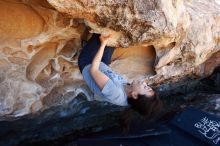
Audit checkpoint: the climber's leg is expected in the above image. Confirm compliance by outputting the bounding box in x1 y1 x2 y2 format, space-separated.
78 33 101 73
78 33 115 73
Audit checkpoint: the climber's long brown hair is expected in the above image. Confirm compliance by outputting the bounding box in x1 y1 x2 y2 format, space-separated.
120 94 163 134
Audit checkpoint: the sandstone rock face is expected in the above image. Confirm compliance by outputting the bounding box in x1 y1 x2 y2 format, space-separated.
0 0 220 118
0 0 86 117
48 0 220 85
0 0 156 117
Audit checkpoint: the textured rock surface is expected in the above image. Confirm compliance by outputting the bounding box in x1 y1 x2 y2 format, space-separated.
0 0 220 131
0 66 219 146
48 0 220 85
0 0 85 117
0 0 157 117
0 0 220 144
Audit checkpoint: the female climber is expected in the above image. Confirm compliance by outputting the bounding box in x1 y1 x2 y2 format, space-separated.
78 33 162 118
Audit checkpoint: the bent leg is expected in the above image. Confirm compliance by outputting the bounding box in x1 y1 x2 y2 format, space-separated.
78 34 101 73
78 33 115 73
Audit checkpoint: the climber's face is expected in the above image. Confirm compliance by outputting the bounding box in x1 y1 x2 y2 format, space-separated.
130 80 155 99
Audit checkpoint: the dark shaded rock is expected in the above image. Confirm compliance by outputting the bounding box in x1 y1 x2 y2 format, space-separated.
0 66 219 146
0 94 128 146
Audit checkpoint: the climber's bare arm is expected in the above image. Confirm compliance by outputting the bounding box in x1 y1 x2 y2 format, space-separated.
90 34 112 90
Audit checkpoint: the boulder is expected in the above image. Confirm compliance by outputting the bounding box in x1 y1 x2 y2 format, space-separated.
0 1 220 143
